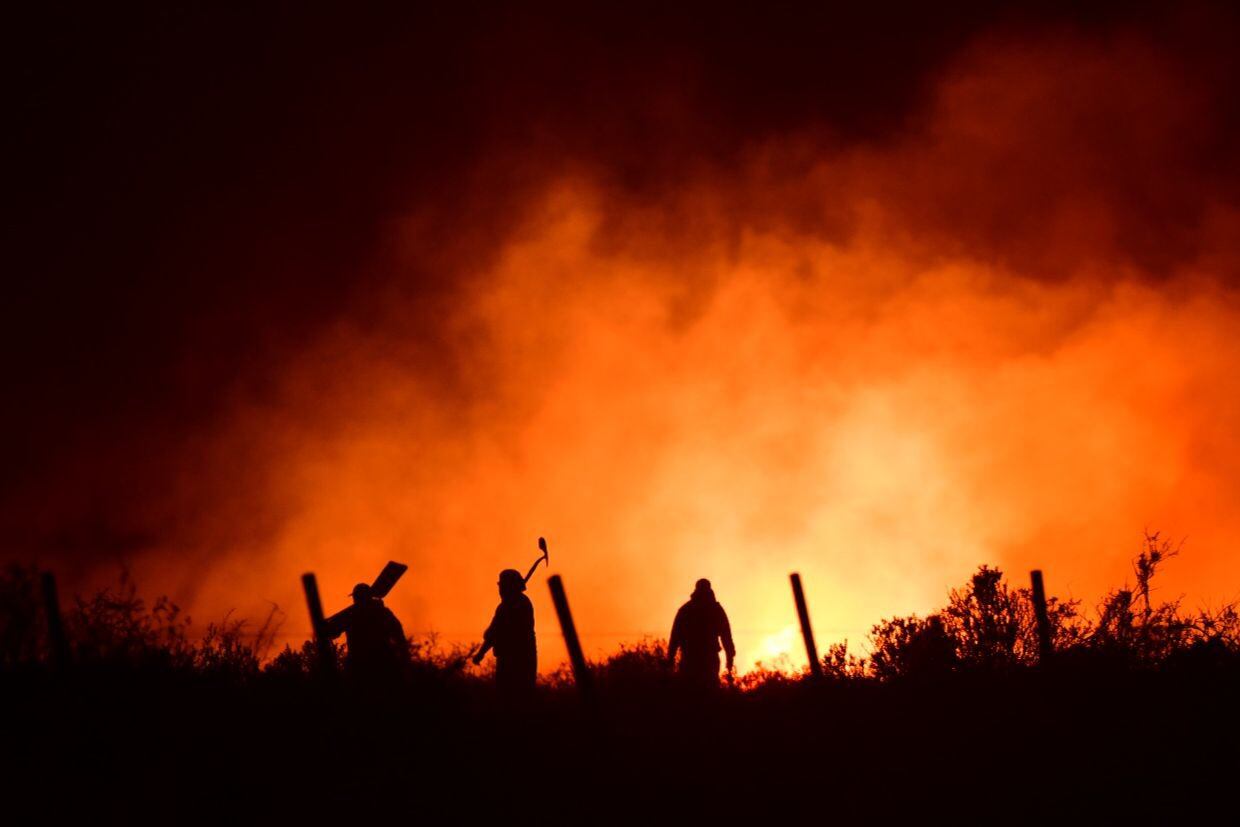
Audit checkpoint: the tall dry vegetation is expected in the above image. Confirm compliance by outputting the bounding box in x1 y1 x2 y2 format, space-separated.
2 531 1238 687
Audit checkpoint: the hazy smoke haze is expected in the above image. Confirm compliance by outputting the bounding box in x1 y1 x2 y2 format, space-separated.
6 4 1240 670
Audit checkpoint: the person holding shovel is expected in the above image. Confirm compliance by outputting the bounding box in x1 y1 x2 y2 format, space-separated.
473 569 537 696
472 538 548 697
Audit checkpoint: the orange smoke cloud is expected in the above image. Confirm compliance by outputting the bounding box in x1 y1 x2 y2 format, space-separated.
31 24 1240 673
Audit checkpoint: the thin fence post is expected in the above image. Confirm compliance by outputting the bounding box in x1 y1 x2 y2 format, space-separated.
1030 569 1053 663
790 573 822 679
547 574 593 697
40 571 70 669
301 572 336 673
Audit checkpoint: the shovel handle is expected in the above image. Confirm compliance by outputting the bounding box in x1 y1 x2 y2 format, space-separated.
524 537 550 583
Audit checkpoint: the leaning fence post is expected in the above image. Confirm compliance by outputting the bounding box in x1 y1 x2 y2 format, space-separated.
301 572 336 673
1030 569 1053 663
40 571 70 669
790 573 822 679
547 574 593 697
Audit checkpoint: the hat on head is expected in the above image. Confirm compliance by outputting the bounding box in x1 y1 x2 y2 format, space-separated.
499 569 526 593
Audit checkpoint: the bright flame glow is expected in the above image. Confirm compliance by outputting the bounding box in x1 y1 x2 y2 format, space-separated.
73 31 1240 676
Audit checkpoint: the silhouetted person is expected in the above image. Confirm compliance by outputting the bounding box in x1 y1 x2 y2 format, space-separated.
326 583 406 681
668 579 735 687
473 569 537 697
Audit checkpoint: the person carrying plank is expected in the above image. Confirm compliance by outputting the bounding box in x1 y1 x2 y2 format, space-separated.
325 582 407 681
667 578 736 687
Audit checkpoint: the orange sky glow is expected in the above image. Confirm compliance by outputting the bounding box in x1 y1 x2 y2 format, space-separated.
45 30 1240 675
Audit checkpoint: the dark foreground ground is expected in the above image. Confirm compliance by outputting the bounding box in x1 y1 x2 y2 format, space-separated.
5 553 1237 820
5 659 1238 822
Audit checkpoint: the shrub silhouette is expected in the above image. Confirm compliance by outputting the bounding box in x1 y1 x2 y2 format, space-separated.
820 640 866 680
593 638 672 692
2 533 1237 689
195 607 283 679
3 539 1239 820
1080 532 1240 668
67 569 193 669
868 614 958 679
0 564 42 668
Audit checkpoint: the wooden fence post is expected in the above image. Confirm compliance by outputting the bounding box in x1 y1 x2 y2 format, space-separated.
790 573 822 679
40 571 70 669
547 574 593 697
301 572 336 673
1030 569 1053 663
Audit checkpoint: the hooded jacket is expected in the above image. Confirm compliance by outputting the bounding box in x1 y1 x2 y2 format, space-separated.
669 585 735 664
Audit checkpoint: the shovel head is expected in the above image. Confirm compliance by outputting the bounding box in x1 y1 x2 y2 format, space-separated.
370 561 408 598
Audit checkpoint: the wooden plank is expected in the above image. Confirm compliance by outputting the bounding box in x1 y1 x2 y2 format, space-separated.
40 571 70 669
790 573 822 679
1030 569 1053 663
301 572 336 672
547 574 593 696
370 561 407 598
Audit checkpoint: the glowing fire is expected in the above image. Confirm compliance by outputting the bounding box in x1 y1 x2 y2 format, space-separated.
82 30 1240 675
